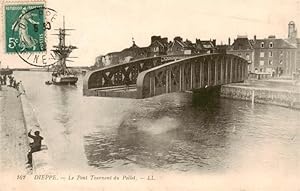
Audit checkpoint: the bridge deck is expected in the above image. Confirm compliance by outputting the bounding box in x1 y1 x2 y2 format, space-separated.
87 85 138 98
83 54 249 99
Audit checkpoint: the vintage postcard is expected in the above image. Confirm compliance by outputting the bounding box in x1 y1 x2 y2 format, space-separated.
0 0 299 190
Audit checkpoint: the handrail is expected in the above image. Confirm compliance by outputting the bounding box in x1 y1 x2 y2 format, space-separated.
136 53 248 98
83 56 163 92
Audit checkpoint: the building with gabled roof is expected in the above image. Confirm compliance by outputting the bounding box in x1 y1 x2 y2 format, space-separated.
253 35 297 75
167 36 195 55
228 28 298 76
148 36 168 57
227 35 254 71
167 37 216 55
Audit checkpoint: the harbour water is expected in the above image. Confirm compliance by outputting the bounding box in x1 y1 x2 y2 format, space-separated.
14 71 300 175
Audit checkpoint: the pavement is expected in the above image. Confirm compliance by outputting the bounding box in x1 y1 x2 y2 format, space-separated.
0 86 30 174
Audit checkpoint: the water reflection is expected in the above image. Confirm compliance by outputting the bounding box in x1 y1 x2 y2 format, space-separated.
14 71 300 175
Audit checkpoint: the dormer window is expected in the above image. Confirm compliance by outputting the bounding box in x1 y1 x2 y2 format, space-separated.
261 42 264 48
269 42 273 48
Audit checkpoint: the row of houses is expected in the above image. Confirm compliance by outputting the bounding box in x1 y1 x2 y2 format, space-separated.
94 21 300 76
228 21 300 76
94 36 216 68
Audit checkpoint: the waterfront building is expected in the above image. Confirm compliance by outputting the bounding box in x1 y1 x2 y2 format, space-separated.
198 39 216 53
252 35 296 75
167 36 216 55
94 40 148 68
94 55 105 68
94 36 216 68
227 35 254 71
117 41 148 64
103 51 121 66
148 36 169 57
286 21 300 75
167 36 195 55
228 22 300 76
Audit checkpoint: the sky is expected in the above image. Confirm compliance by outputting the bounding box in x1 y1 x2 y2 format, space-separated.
0 0 300 68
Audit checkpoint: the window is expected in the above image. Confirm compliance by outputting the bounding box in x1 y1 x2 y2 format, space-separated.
268 60 273 65
260 52 265 57
184 50 192 55
259 60 264 66
246 53 250 60
269 51 273 57
279 60 283 65
261 42 264 48
269 42 273 48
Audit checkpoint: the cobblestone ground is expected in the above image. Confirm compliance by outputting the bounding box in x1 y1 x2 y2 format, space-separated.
0 86 29 173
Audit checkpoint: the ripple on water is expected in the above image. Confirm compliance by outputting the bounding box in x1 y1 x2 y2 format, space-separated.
14 72 300 174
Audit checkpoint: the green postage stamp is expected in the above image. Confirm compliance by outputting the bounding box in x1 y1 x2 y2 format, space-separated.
5 3 46 53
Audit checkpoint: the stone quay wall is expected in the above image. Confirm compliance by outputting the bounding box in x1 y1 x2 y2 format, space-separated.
20 89 53 173
221 84 300 109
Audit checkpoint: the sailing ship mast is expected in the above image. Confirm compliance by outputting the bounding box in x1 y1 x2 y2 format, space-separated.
52 17 77 75
47 17 78 85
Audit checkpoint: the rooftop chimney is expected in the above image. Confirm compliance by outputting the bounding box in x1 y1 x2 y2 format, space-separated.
212 39 216 46
268 35 276 39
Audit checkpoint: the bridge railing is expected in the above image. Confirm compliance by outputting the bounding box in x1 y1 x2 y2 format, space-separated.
136 53 248 98
83 56 164 94
83 54 197 95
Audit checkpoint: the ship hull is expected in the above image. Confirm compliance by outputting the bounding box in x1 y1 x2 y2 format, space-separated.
52 76 78 85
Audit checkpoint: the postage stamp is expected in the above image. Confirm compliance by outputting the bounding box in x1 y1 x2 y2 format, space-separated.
5 3 46 53
3 2 60 67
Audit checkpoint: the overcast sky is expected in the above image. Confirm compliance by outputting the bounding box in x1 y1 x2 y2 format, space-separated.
1 0 299 68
